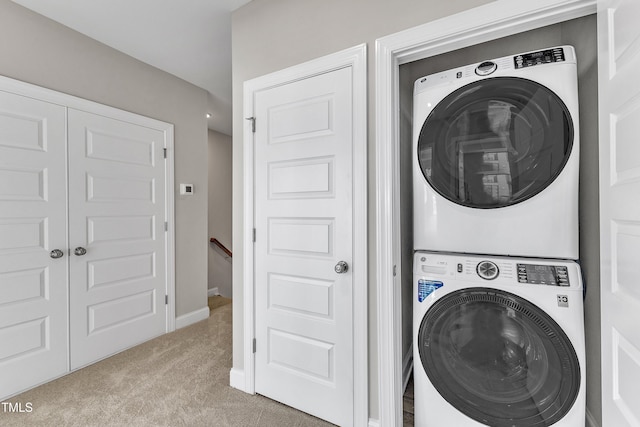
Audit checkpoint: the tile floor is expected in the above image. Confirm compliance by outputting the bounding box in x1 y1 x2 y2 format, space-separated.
403 374 415 426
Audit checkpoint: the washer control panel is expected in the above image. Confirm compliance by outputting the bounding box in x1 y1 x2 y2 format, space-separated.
517 263 570 286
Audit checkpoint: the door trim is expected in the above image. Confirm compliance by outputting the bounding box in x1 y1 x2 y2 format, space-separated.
241 44 368 425
374 0 595 425
0 74 176 333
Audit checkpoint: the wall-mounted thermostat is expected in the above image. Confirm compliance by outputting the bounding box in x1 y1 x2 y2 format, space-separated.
180 184 194 195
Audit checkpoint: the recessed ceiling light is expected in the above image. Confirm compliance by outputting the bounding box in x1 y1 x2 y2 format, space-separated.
206 113 212 118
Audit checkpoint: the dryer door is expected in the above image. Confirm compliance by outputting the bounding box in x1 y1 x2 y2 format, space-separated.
416 77 573 208
417 288 580 427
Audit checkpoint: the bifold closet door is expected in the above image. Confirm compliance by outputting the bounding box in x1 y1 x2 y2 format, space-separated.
67 109 167 370
0 91 69 398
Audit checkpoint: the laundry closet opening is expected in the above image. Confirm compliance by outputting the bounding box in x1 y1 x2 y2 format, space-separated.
397 13 600 422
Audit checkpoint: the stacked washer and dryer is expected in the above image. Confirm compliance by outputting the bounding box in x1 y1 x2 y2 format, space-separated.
412 46 586 426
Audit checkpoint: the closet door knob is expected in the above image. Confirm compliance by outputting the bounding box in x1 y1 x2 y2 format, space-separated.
335 261 349 274
74 247 87 256
50 249 64 259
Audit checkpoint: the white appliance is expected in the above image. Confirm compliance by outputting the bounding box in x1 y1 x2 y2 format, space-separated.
413 251 585 427
413 46 580 259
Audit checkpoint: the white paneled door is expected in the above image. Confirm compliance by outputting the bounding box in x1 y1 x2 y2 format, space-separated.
599 0 640 425
0 91 69 399
254 66 354 426
0 82 171 399
68 109 167 370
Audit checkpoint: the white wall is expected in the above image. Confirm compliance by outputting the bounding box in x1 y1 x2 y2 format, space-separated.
0 1 210 318
208 130 233 298
231 0 496 419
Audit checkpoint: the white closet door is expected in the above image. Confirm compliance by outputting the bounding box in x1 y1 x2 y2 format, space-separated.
253 66 354 426
0 91 68 399
68 109 167 369
598 0 640 425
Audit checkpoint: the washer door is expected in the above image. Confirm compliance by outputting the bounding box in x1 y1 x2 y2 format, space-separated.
417 77 573 208
417 288 580 426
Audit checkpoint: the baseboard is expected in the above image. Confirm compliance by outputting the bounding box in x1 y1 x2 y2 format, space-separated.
207 287 220 297
175 306 209 329
229 368 246 391
586 408 599 427
368 419 380 427
402 344 413 392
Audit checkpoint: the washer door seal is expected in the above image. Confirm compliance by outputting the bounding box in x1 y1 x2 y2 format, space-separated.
418 288 580 426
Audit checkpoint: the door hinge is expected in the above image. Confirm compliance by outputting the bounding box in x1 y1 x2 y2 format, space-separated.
253 228 256 243
246 117 256 133
253 338 256 353
163 148 167 159
393 265 397 277
165 295 168 305
165 221 168 231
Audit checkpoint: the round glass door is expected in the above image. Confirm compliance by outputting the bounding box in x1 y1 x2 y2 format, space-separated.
416 77 573 208
417 288 580 426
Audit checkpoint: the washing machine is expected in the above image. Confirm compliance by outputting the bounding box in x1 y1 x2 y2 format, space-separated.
413 251 585 427
413 46 580 259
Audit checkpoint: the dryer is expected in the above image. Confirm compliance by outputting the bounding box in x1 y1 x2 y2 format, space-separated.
413 251 585 427
413 46 580 259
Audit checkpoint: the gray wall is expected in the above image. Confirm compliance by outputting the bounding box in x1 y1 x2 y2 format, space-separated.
208 130 233 298
231 0 496 419
564 15 600 426
399 14 600 424
0 2 210 318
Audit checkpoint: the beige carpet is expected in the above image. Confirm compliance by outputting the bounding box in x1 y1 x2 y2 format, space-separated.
208 295 231 312
1 303 334 426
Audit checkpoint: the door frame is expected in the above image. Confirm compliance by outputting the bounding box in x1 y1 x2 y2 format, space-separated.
0 74 176 333
374 0 595 425
241 44 368 425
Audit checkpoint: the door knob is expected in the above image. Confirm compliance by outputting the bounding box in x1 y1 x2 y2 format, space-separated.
50 249 64 259
74 247 87 256
335 261 349 274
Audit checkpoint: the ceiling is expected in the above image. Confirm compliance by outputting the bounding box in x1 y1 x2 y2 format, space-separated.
11 0 252 136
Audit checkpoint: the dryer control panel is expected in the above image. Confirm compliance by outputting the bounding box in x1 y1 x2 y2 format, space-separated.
517 263 570 286
514 47 566 69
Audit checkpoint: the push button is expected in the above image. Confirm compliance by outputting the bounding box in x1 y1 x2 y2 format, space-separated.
517 264 528 283
555 266 570 286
